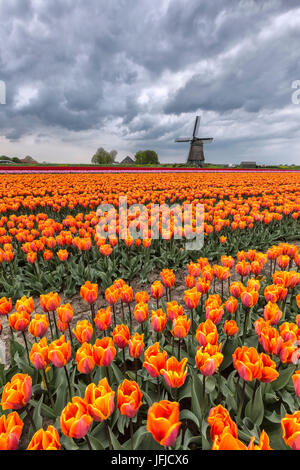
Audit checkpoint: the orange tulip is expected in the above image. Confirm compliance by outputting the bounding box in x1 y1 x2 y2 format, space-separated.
105 286 119 305
76 342 95 375
171 315 191 339
195 319 218 347
224 296 238 315
80 281 98 304
166 301 184 322
15 296 34 314
151 309 167 333
72 320 93 344
133 302 149 324
160 269 175 289
0 411 24 450
229 281 245 299
117 379 143 418
281 411 300 450
57 249 68 261
263 302 282 325
292 370 300 398
8 311 30 331
28 314 49 338
94 306 112 331
57 303 74 324
60 397 93 439
207 404 238 443
232 346 263 382
151 280 164 300
29 337 50 370
40 292 60 312
112 323 130 349
84 378 115 422
120 284 134 304
212 432 248 450
1 373 32 410
195 343 223 376
48 335 71 368
143 342 167 378
224 320 239 337
0 297 12 316
27 425 61 450
147 400 181 447
129 332 144 359
184 287 201 310
260 352 279 383
240 289 259 309
135 291 150 304
93 337 116 367
161 357 188 389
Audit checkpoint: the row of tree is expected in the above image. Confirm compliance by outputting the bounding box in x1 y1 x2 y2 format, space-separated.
91 148 159 165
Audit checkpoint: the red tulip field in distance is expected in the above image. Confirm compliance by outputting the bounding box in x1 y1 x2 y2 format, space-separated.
0 170 299 451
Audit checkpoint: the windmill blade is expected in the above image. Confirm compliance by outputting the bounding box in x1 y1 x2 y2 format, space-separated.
192 116 200 138
175 138 192 142
199 138 213 142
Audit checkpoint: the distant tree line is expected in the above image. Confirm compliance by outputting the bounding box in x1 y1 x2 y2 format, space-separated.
91 148 159 165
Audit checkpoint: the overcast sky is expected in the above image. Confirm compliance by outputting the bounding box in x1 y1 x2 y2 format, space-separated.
0 0 300 165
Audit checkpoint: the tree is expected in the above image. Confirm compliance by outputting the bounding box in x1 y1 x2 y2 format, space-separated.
91 148 118 165
134 150 159 165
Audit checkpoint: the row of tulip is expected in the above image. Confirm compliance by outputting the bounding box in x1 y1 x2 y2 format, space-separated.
0 240 299 450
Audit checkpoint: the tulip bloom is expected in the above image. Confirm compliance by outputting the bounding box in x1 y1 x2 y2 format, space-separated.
120 284 134 304
212 432 248 450
0 297 12 316
206 306 224 325
28 314 49 338
147 401 181 447
27 425 61 450
112 324 130 349
0 411 24 450
224 296 238 315
232 346 263 382
208 404 238 443
57 249 68 262
263 302 282 325
135 291 150 304
93 337 116 367
94 306 112 331
161 357 188 389
80 281 98 304
195 319 218 347
143 342 167 378
150 281 164 306
72 320 93 344
8 311 30 332
40 292 61 312
240 290 259 309
129 332 144 359
60 397 93 439
184 287 201 310
224 320 239 337
48 335 71 368
117 380 143 418
166 301 184 322
281 411 300 450
84 378 115 422
259 353 279 383
1 374 32 410
160 269 175 289
151 309 167 333
292 370 300 398
195 343 223 376
29 337 50 370
229 281 245 299
57 303 74 324
105 286 119 305
171 315 191 339
133 302 149 324
76 342 95 375
15 296 34 315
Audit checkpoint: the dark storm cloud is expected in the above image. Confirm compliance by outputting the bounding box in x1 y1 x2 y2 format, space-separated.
0 0 299 163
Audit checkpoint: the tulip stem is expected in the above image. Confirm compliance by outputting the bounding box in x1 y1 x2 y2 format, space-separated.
25 405 37 433
201 375 206 416
130 418 134 450
52 311 59 338
177 339 181 361
64 365 72 401
242 307 250 344
251 379 259 408
106 421 112 450
21 331 30 363
237 380 246 423
128 303 132 334
42 368 56 411
68 323 74 348
157 376 161 400
85 434 93 451
47 312 54 340
106 366 110 386
112 304 117 327
90 304 95 323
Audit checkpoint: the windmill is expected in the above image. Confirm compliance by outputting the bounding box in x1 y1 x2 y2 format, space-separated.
175 116 213 167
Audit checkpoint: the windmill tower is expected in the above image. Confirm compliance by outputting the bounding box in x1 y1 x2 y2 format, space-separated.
175 116 213 167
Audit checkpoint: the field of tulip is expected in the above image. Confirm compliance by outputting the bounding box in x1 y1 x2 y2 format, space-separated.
0 171 299 451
